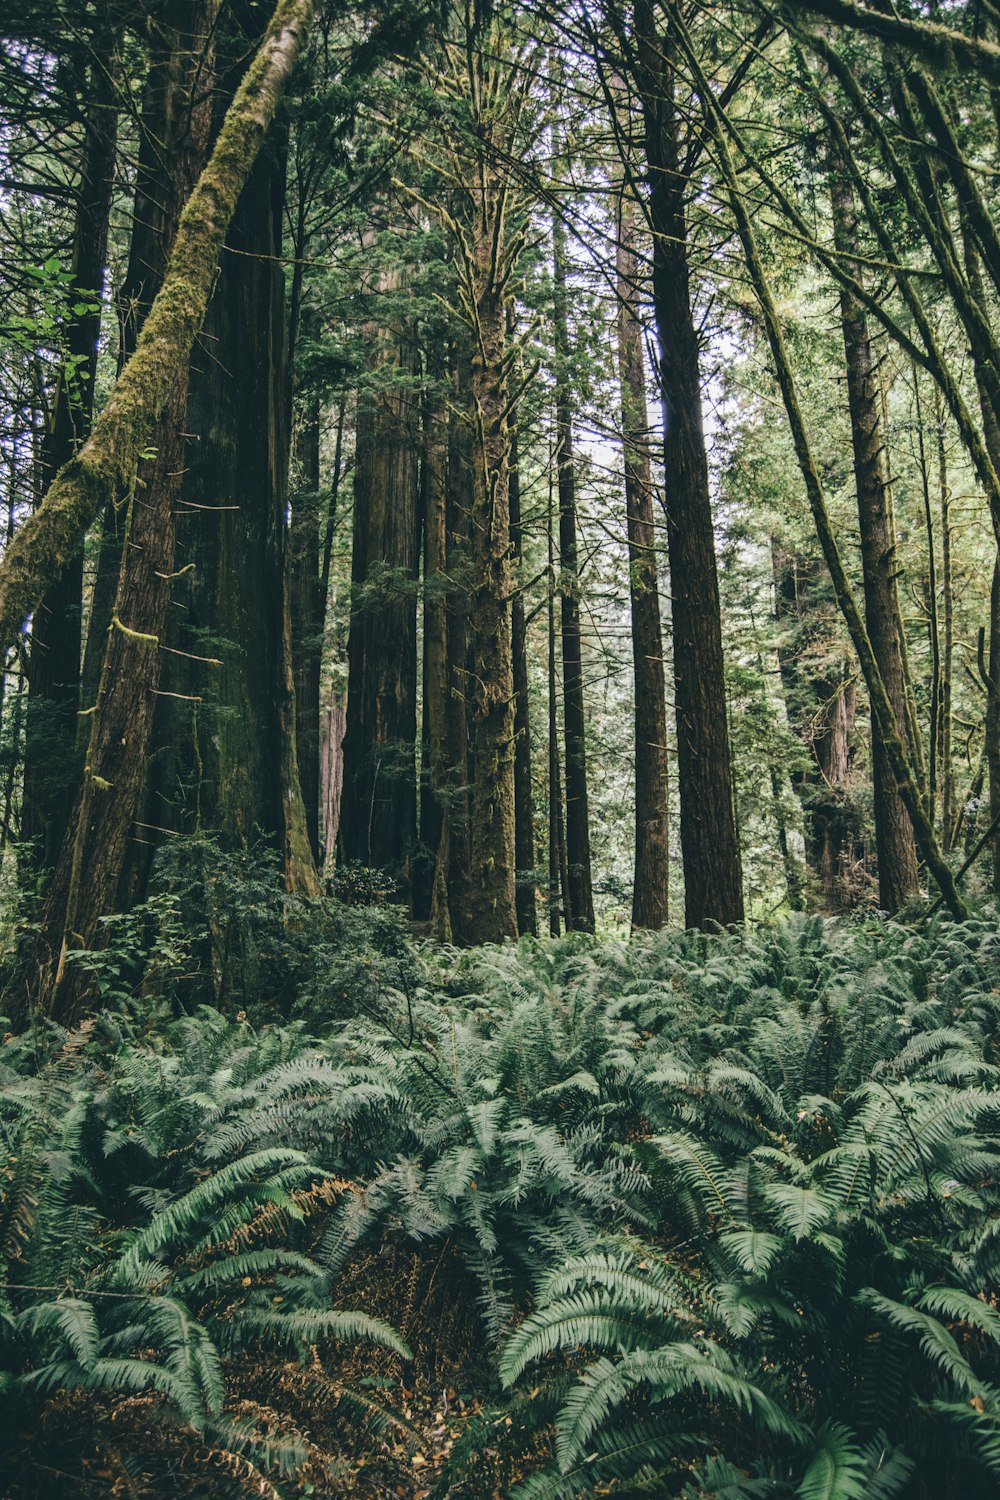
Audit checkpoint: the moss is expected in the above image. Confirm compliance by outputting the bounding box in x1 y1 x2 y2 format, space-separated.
111 614 159 647
0 0 315 659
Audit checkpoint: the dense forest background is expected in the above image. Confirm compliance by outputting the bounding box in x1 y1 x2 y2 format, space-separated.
2 0 1000 989
2 2 1000 1497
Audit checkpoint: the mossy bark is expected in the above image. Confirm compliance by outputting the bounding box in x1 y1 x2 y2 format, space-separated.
0 0 316 662
459 169 518 946
17 0 316 1020
793 0 1000 80
149 135 317 896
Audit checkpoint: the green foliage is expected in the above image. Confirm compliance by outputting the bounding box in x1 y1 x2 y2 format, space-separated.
4 907 1000 1493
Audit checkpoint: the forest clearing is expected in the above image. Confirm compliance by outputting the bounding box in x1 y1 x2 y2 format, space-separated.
1 0 1000 1495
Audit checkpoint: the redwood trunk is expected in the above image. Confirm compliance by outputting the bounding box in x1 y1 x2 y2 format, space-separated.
636 3 744 930
552 213 595 933
830 156 919 911
462 185 518 944
339 268 421 881
510 379 538 937
616 188 669 929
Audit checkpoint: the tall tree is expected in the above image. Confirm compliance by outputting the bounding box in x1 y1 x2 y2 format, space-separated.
8 0 317 1019
22 46 118 873
339 259 421 880
828 146 919 910
551 207 595 933
632 0 744 929
616 184 669 929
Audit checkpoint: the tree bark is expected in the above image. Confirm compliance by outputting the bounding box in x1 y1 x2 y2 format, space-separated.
509 325 538 938
461 166 518 944
772 541 861 911
415 359 449 923
18 0 316 1022
0 0 316 664
552 211 595 934
289 392 324 862
635 2 744 930
22 52 118 873
339 264 421 881
616 186 669 929
37 0 220 1017
829 149 919 911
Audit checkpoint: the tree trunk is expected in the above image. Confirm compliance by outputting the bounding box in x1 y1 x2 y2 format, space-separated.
772 541 861 911
829 149 920 911
461 171 518 945
415 360 449 922
0 0 316 665
935 390 956 847
616 186 669 929
22 52 118 874
509 338 538 937
552 212 595 934
152 134 316 887
703 73 966 919
987 562 1000 895
441 347 473 940
339 265 421 883
635 2 744 930
289 393 324 862
547 469 568 937
38 0 221 1015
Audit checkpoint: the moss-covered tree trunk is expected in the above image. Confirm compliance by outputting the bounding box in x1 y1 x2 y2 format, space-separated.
149 135 317 888
616 187 669 930
14 0 316 1021
0 0 316 662
37 0 217 1017
459 166 518 945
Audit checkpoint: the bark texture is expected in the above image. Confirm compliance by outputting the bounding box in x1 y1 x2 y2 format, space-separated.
636 3 744 930
0 0 316 663
461 172 518 944
552 213 595 933
829 154 919 911
616 188 669 929
510 396 538 936
340 266 421 879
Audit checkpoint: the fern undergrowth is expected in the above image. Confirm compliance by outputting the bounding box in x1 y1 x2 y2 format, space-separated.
1 904 999 1496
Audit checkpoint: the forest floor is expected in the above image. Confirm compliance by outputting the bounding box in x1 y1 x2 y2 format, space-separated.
3 905 1000 1498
